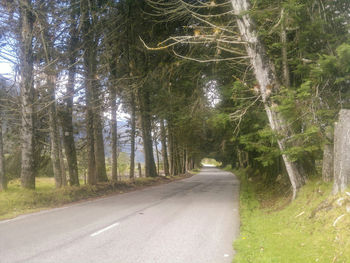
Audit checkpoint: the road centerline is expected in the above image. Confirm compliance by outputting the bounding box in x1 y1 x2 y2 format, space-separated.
90 222 120 237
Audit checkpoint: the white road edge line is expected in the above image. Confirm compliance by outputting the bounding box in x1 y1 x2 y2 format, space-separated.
90 222 120 237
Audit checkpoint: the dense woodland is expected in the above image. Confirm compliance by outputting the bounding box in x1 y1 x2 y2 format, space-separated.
0 0 349 199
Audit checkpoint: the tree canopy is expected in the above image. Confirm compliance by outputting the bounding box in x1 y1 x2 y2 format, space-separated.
0 0 349 198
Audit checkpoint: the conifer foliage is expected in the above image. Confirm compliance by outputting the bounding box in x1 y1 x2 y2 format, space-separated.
0 0 349 197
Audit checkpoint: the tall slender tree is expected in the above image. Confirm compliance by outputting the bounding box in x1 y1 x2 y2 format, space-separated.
19 0 36 189
61 0 80 186
230 0 305 199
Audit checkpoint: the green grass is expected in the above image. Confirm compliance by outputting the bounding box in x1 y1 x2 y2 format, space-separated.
233 169 350 263
0 173 194 220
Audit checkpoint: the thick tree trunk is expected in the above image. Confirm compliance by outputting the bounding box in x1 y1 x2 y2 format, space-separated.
333 110 350 194
86 99 96 185
129 92 136 180
58 136 67 186
231 0 305 199
40 6 63 188
61 74 79 186
160 119 170 176
81 0 107 183
84 60 97 185
61 0 79 186
110 86 118 181
0 119 6 191
92 97 108 182
138 89 157 177
322 127 333 182
19 0 36 189
47 74 62 188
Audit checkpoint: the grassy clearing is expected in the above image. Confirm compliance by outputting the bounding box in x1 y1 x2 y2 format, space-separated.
231 168 350 263
0 173 193 220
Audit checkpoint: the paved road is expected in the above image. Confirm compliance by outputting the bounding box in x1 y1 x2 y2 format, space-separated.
0 167 239 263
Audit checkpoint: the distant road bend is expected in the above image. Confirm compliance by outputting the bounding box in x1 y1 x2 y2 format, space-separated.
0 167 240 263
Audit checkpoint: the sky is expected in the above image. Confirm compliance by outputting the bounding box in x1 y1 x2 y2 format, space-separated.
0 62 13 77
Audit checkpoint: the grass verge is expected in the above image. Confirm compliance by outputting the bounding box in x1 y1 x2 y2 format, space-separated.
230 168 350 263
0 173 194 220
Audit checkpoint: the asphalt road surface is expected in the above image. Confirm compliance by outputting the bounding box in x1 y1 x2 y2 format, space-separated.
0 167 240 263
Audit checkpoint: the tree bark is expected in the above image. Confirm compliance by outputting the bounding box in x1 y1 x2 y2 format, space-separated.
280 8 290 88
82 6 97 185
19 0 36 189
154 132 160 175
92 95 108 182
160 119 170 176
61 0 79 186
231 0 305 199
333 110 350 194
81 0 107 183
322 127 333 182
0 119 6 191
129 92 136 180
138 162 142 178
110 86 118 181
39 4 63 188
86 90 96 185
168 125 174 176
138 89 157 177
58 135 67 186
182 148 187 174
47 74 62 188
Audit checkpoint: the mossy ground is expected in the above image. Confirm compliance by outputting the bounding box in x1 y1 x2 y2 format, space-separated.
231 168 350 263
0 173 193 220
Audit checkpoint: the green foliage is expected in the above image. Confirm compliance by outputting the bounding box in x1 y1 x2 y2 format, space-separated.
117 152 130 175
312 43 350 87
239 127 280 167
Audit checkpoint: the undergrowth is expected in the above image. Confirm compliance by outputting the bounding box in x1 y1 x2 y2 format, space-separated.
231 167 350 263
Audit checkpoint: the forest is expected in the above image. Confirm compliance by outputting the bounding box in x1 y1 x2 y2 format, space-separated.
0 0 349 196
0 0 350 261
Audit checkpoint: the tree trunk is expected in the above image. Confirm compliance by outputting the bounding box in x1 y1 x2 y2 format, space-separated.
110 86 118 181
168 126 174 176
61 0 79 186
138 162 142 178
86 91 96 185
322 127 333 182
280 8 290 88
58 135 67 187
173 144 181 175
160 119 170 176
47 74 62 188
39 5 63 188
92 95 108 182
138 89 157 177
19 0 36 189
333 110 350 194
81 0 107 183
0 119 6 191
231 0 305 199
154 133 160 175
129 92 136 180
182 148 187 174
